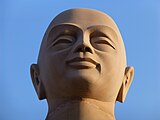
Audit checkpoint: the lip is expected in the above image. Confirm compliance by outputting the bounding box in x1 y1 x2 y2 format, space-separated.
66 57 98 69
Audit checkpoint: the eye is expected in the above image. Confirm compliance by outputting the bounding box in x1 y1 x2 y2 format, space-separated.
91 37 115 51
93 37 115 49
52 35 75 46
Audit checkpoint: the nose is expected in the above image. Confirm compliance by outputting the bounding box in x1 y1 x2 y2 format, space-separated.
75 44 93 53
73 33 94 54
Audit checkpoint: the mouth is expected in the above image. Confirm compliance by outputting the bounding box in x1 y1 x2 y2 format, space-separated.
66 57 99 69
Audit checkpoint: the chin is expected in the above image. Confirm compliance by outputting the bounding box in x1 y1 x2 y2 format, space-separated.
65 68 100 83
52 70 98 98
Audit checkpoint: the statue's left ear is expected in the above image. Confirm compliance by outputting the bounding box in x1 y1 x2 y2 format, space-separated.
116 66 134 103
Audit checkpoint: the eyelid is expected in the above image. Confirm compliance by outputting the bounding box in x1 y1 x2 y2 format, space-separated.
51 35 75 47
91 37 116 50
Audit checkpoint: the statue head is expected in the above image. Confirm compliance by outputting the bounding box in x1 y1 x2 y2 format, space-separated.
30 8 134 106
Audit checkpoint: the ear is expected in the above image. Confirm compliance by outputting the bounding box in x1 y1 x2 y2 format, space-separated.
116 66 134 103
30 64 46 100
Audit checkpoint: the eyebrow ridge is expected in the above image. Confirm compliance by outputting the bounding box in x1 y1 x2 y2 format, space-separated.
87 25 117 32
49 23 83 31
90 31 110 39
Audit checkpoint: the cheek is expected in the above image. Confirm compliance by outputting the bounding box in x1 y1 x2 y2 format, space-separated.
98 52 124 85
100 53 119 73
40 49 71 81
95 53 125 101
39 50 72 96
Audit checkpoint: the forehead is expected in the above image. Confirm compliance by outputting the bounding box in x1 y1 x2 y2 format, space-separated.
47 9 120 35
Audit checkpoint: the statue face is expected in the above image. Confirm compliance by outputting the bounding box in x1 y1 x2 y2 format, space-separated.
38 9 127 102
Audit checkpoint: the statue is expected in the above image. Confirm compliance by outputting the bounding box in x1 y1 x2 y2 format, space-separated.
30 8 134 120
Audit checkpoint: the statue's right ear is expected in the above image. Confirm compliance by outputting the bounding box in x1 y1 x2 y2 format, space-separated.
30 64 46 100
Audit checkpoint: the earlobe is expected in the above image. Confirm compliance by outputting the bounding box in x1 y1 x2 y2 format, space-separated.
30 64 46 100
116 66 134 103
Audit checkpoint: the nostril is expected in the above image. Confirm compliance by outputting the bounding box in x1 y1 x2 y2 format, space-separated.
85 47 92 53
76 47 83 52
75 46 93 53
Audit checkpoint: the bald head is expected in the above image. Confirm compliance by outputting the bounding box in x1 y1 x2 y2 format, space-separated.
50 8 118 32
38 8 126 66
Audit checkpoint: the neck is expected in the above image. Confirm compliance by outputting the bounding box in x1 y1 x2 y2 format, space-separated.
46 98 115 120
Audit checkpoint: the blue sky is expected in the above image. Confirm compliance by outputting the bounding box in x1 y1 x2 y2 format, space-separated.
1 0 160 120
